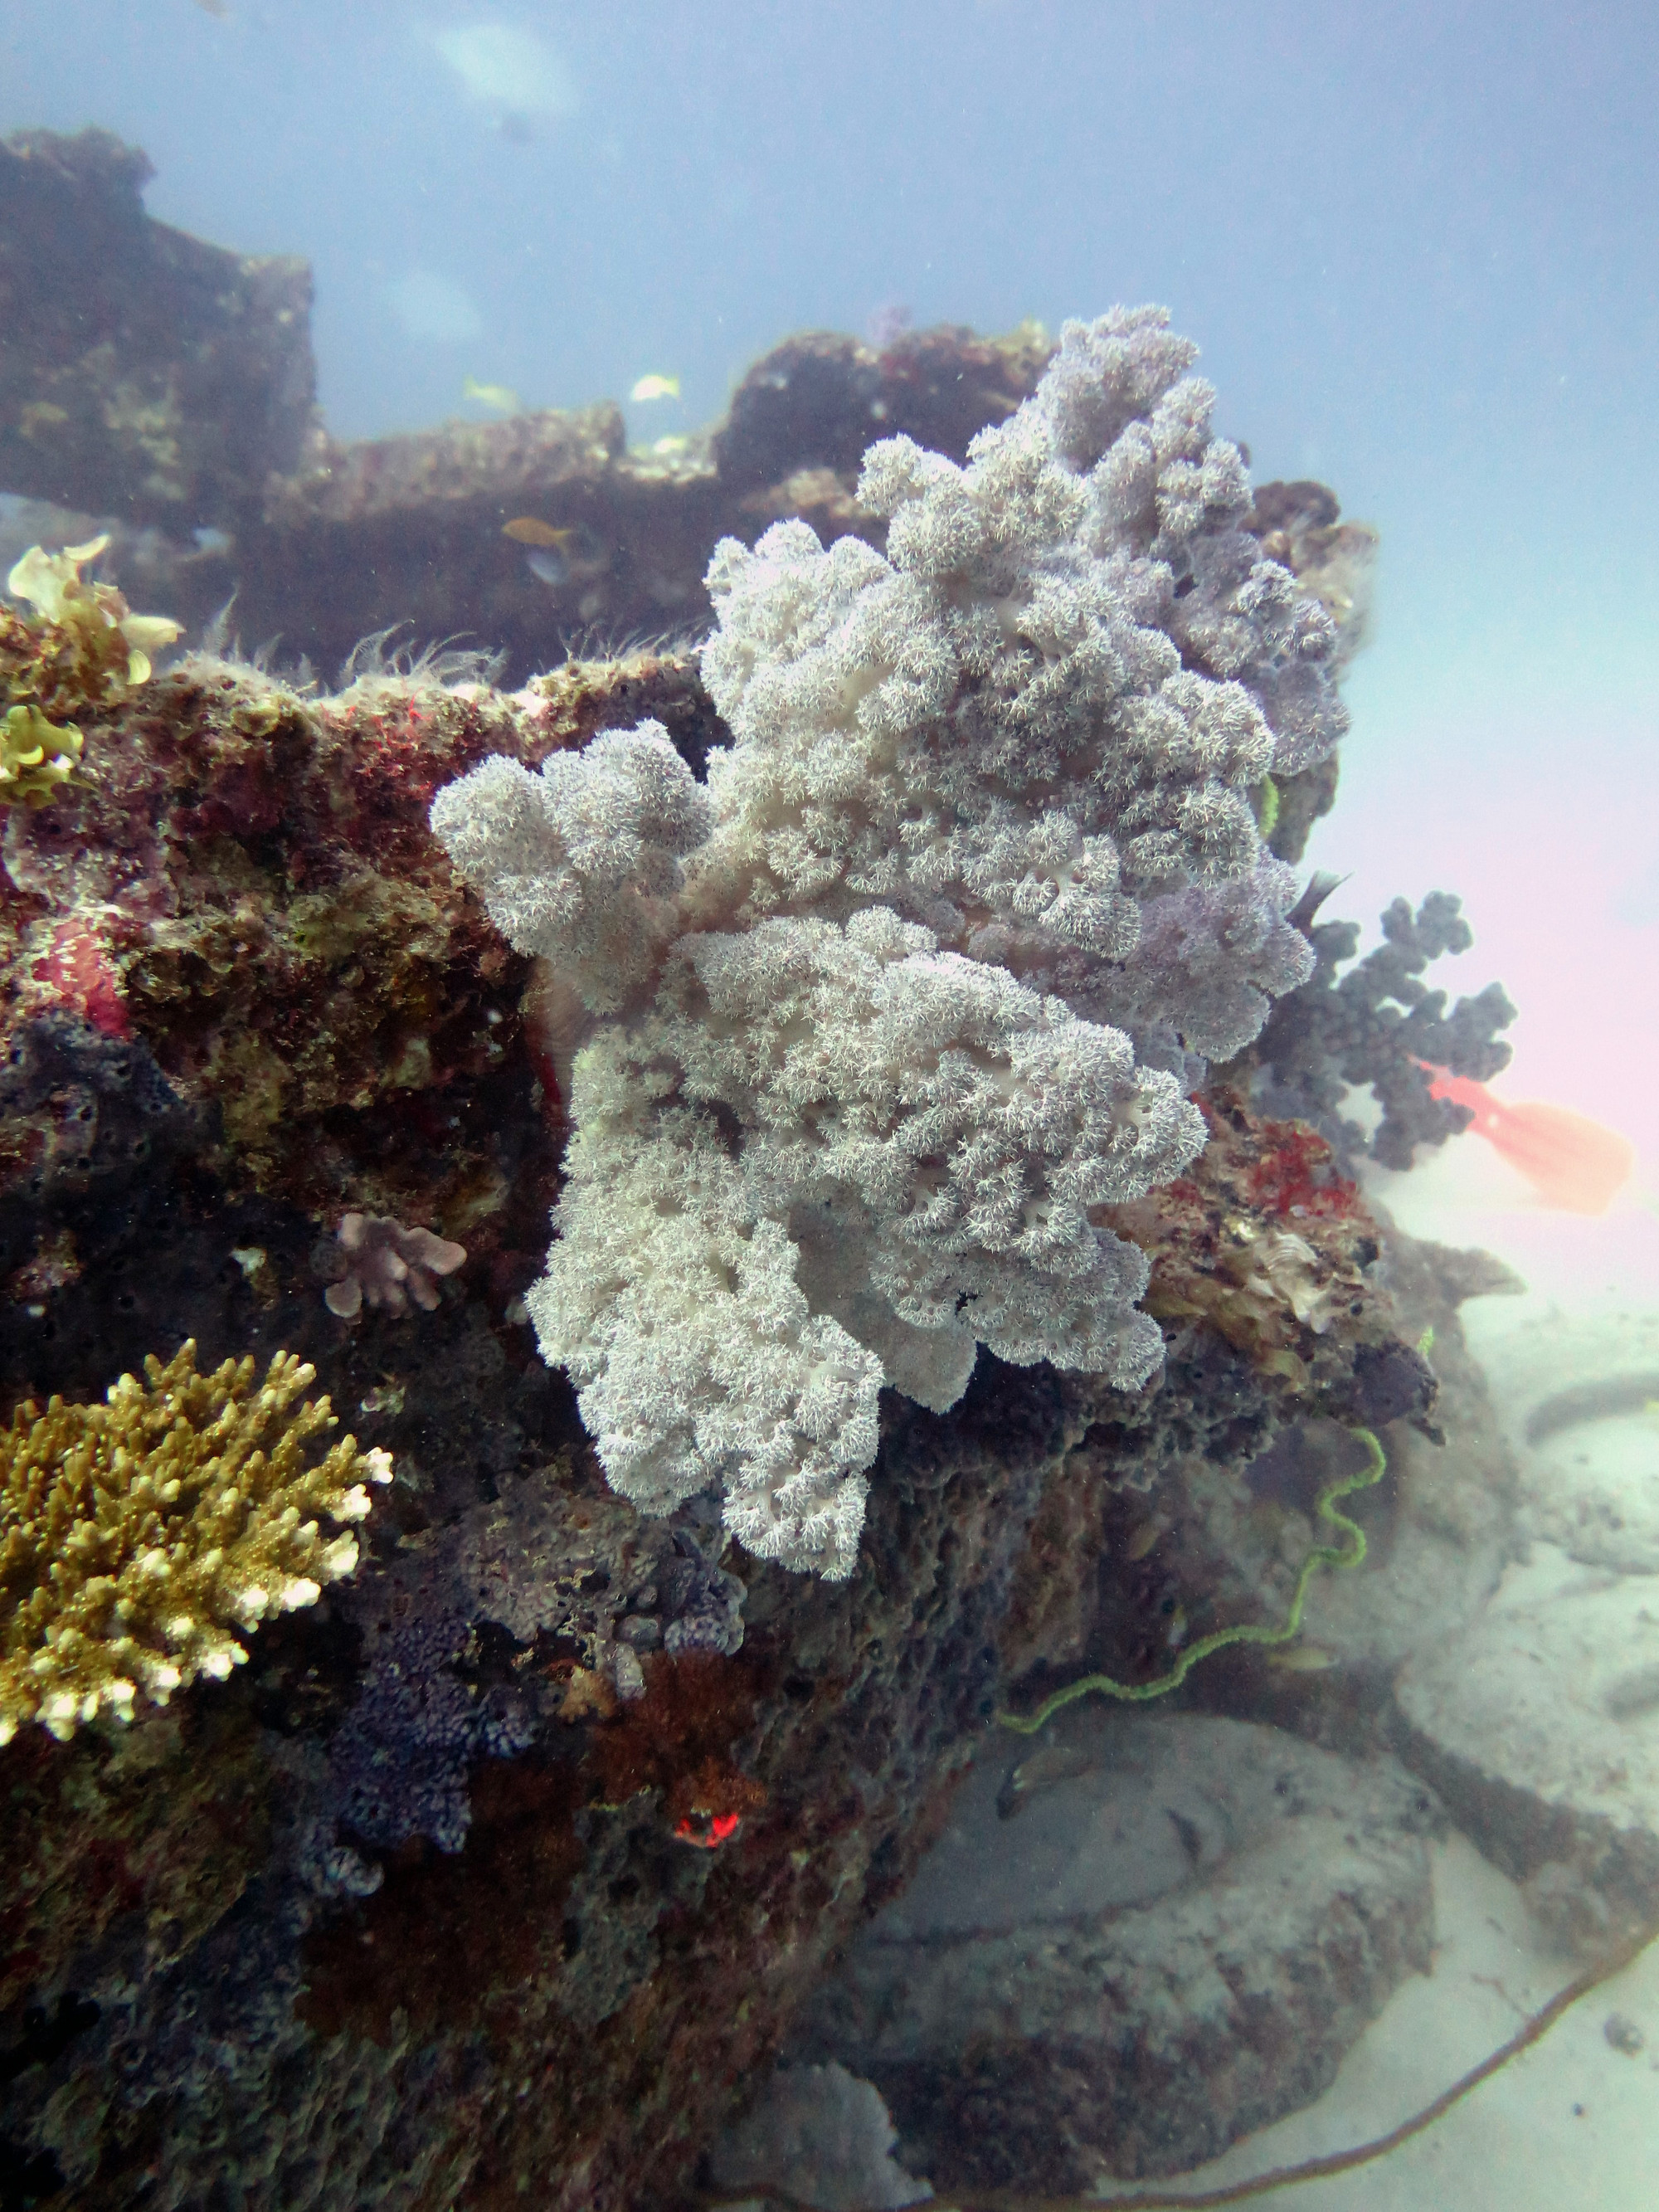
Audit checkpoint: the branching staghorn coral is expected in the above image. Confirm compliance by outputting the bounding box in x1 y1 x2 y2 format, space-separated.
432 309 1351 1577
0 534 181 805
1 1341 391 1743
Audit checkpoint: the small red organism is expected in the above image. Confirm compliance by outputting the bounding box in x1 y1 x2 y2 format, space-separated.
342 703 440 817
667 1755 766 1849
673 1810 744 1851
592 1653 769 1850
31 920 131 1039
1248 1121 1360 1221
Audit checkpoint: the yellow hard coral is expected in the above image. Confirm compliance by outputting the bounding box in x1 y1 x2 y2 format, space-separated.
1 1342 392 1745
0 535 181 806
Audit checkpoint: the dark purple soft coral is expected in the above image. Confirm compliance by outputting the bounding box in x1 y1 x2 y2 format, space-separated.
321 1211 468 1318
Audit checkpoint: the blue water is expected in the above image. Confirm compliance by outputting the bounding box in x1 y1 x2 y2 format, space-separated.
6 6 1656 1044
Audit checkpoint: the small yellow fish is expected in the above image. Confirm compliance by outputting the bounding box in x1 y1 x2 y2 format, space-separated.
463 376 522 414
630 373 681 403
1123 1519 1162 1562
995 1742 1100 1820
1265 1644 1339 1673
502 517 575 548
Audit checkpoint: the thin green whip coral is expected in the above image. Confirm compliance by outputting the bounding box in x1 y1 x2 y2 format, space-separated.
998 1425 1387 1734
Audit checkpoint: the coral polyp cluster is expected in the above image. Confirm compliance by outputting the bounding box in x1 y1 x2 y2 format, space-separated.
0 642 562 1223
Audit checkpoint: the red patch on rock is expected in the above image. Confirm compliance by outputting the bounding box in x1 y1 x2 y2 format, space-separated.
1247 1119 1360 1220
31 920 131 1038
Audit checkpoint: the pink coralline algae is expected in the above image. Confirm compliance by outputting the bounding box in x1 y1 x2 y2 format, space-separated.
320 1212 468 1319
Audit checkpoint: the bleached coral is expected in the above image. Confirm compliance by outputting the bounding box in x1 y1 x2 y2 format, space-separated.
533 909 1195 1572
433 308 1350 1576
1 1342 390 1743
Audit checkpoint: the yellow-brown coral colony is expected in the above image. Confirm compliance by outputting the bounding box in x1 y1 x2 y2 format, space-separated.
0 1341 390 1743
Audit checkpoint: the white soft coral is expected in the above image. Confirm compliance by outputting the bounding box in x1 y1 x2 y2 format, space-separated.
432 309 1347 1576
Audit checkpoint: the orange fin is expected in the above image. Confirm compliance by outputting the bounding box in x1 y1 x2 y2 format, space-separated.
1423 1066 1635 1213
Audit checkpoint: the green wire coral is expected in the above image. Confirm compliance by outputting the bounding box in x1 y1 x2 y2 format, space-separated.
1000 1427 1386 1732
1 1342 392 1745
0 534 180 806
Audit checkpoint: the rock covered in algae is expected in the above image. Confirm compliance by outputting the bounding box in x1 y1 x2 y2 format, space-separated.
0 363 1457 2212
1391 1563 1659 1959
0 127 315 525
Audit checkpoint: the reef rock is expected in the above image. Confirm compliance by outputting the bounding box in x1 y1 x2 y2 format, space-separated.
790 1708 1439 2190
0 129 314 526
0 254 1447 2205
1391 1560 1659 1958
1475 1305 1659 1575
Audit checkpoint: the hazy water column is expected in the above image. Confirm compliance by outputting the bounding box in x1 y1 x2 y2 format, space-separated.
2 0 1655 1152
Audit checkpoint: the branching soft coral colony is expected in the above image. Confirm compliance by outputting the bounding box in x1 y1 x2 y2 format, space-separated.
432 309 1347 1577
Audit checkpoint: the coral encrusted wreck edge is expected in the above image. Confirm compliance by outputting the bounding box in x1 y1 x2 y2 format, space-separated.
431 308 1350 1578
